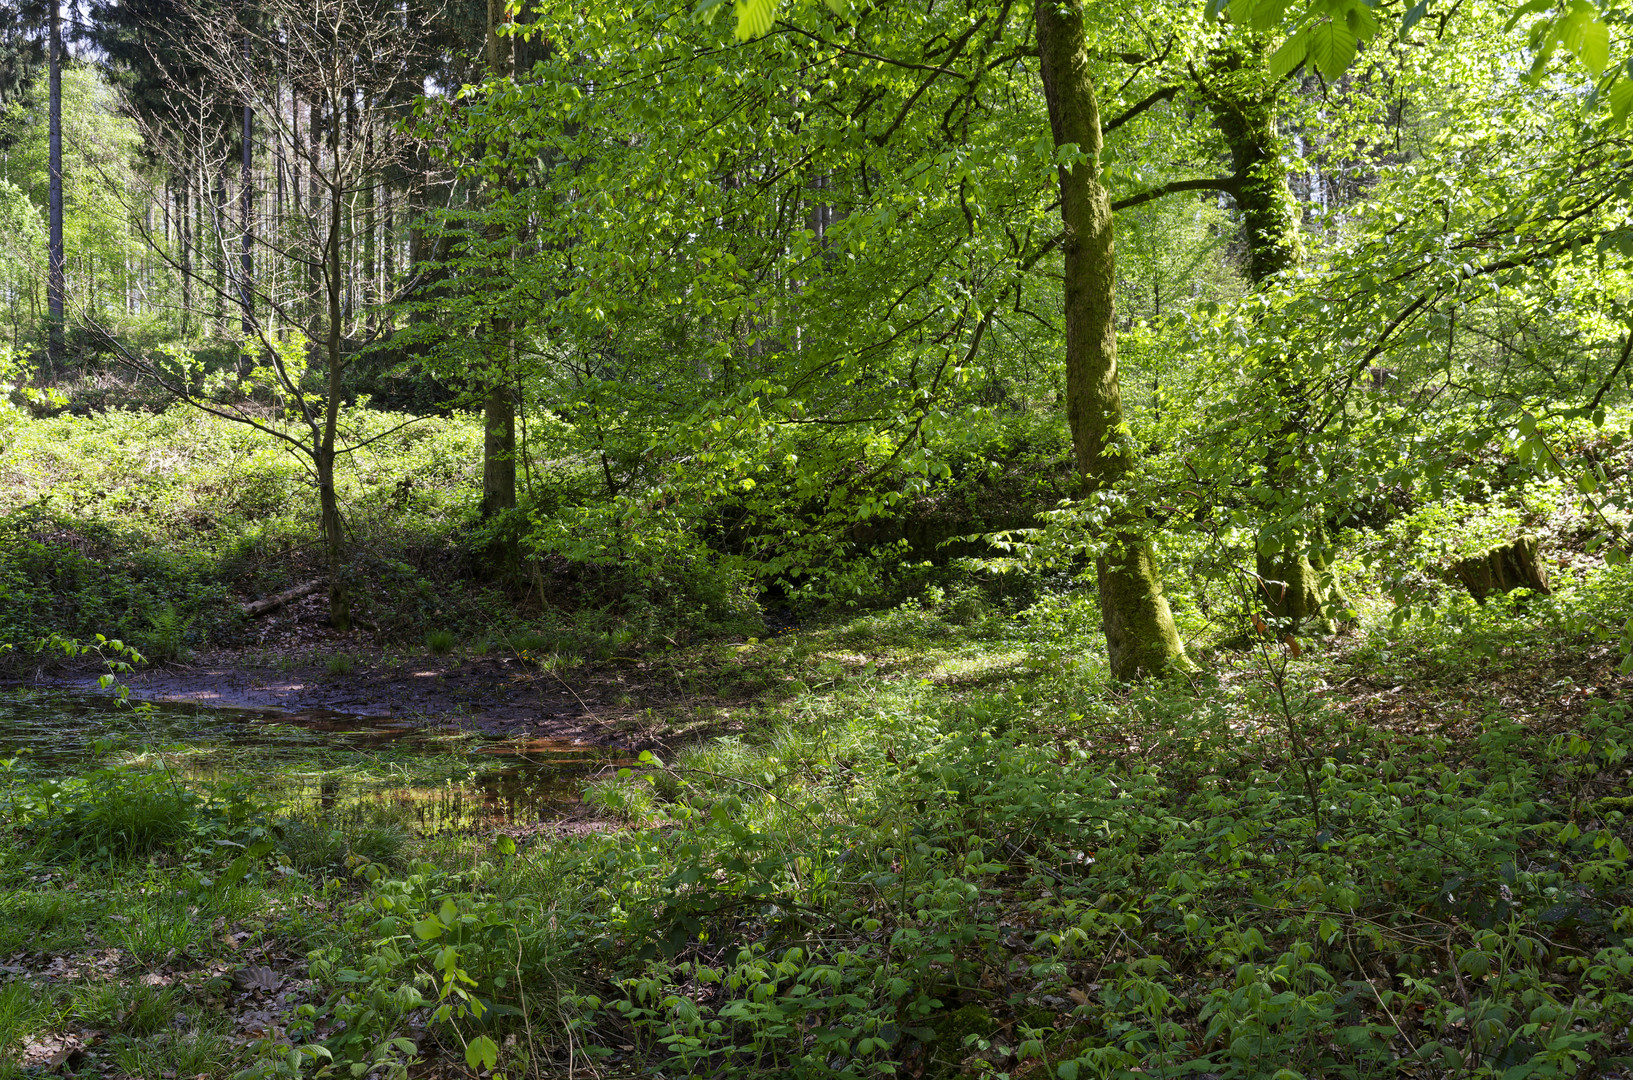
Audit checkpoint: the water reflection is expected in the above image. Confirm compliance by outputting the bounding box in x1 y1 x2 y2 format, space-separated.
0 688 626 832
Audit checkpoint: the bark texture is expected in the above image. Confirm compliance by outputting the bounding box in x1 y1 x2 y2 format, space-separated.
1452 535 1550 602
1036 0 1189 679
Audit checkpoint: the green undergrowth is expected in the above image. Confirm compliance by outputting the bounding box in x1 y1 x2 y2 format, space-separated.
266 595 1633 1080
0 588 1630 1079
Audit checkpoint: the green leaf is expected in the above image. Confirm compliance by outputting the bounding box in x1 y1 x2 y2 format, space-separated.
495 834 517 856
1269 32 1310 79
219 855 252 888
734 0 777 40
412 917 445 941
1250 0 1295 31
1504 0 1554 32
465 1034 499 1071
1345 2 1379 40
694 0 729 23
1308 19 1359 78
1608 76 1633 125
1400 0 1429 35
1579 18 1610 74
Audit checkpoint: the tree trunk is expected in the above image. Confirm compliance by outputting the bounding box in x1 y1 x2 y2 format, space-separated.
481 376 517 519
213 168 228 336
1205 45 1346 631
480 0 518 544
47 0 65 366
1036 0 1190 680
240 45 254 339
322 121 351 633
179 178 193 337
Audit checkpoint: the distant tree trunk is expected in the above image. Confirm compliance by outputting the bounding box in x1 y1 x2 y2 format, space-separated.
1203 45 1346 631
320 114 351 633
240 44 254 339
178 179 193 336
291 91 303 213
1036 0 1190 680
213 168 228 336
381 184 394 299
480 0 518 541
362 115 376 330
47 0 65 365
308 100 322 333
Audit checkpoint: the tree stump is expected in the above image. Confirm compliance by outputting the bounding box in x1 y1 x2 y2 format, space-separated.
1451 535 1549 602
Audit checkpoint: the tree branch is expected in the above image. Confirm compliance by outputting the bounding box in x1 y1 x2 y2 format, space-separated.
1103 85 1179 135
1111 176 1237 212
1587 329 1633 413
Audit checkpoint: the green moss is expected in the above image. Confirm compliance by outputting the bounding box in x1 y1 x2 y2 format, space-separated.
925 1004 998 1073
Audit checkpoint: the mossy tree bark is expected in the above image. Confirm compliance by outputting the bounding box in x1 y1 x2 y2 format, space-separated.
1202 46 1346 630
1036 0 1190 679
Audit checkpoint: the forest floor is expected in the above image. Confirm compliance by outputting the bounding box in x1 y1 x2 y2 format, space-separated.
2 592 1632 1079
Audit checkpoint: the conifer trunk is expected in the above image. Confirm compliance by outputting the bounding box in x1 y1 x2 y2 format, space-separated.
47 0 65 365
1036 0 1189 679
240 46 254 338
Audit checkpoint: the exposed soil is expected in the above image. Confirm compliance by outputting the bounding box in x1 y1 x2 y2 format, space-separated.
136 654 591 729
4 623 746 758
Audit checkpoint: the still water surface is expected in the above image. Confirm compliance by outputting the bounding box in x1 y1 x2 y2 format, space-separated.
0 689 626 832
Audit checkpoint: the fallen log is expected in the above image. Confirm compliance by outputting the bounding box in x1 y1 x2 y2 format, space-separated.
241 579 326 618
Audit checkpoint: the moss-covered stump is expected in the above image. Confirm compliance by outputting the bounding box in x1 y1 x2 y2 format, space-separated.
1451 534 1550 602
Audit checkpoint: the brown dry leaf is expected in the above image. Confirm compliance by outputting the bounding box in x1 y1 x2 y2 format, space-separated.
1066 988 1089 1006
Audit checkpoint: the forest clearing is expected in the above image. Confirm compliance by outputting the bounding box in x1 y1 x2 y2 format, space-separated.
2 0 1633 1077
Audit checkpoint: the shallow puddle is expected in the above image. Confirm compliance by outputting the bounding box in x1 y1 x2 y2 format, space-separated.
0 689 626 832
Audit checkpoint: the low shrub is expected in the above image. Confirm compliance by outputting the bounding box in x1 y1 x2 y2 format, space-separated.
276 816 409 874
13 766 260 864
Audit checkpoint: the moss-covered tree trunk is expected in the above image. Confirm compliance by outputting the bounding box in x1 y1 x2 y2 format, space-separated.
1037 0 1190 679
1203 46 1345 630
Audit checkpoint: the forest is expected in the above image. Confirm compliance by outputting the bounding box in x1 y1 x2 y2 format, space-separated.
0 0 1631 1075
